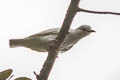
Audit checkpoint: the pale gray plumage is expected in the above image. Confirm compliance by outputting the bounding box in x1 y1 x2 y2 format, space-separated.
9 25 95 53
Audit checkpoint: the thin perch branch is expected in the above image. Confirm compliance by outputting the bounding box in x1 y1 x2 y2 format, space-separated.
35 0 81 80
34 1 120 80
8 75 14 80
78 8 120 15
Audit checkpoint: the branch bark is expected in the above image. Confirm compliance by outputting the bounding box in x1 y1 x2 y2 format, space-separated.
78 8 120 15
35 0 81 80
34 0 120 80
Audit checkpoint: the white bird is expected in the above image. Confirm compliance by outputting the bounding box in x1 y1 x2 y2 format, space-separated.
9 25 95 53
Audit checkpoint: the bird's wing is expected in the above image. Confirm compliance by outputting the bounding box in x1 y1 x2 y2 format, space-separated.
25 28 60 39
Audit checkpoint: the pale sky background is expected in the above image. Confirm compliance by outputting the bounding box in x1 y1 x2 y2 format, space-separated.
0 0 120 80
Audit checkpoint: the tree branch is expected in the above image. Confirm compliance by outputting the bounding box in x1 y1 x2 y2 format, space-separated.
78 8 120 15
34 0 81 80
34 0 120 80
8 75 14 80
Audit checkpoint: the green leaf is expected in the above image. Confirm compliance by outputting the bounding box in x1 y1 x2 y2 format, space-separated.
15 77 32 80
0 69 13 80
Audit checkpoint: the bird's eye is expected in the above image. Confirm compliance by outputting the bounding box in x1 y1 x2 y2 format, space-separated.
82 29 86 31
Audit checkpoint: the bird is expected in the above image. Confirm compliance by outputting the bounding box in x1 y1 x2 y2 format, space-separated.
9 25 95 53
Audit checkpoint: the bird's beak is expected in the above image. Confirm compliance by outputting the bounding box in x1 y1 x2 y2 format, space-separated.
88 30 96 32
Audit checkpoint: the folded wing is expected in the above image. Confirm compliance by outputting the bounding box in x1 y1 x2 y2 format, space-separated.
25 28 60 39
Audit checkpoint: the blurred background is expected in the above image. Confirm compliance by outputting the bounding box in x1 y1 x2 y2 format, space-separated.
0 0 120 80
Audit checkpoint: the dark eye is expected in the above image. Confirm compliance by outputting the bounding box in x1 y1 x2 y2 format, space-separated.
82 28 86 31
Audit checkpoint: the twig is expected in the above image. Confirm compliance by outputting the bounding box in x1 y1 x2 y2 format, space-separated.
8 75 14 80
34 0 120 80
35 0 81 80
78 8 120 15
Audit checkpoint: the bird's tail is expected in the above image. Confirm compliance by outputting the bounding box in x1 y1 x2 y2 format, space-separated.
9 39 25 48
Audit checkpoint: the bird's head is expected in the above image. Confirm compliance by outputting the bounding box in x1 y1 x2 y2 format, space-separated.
76 25 95 33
